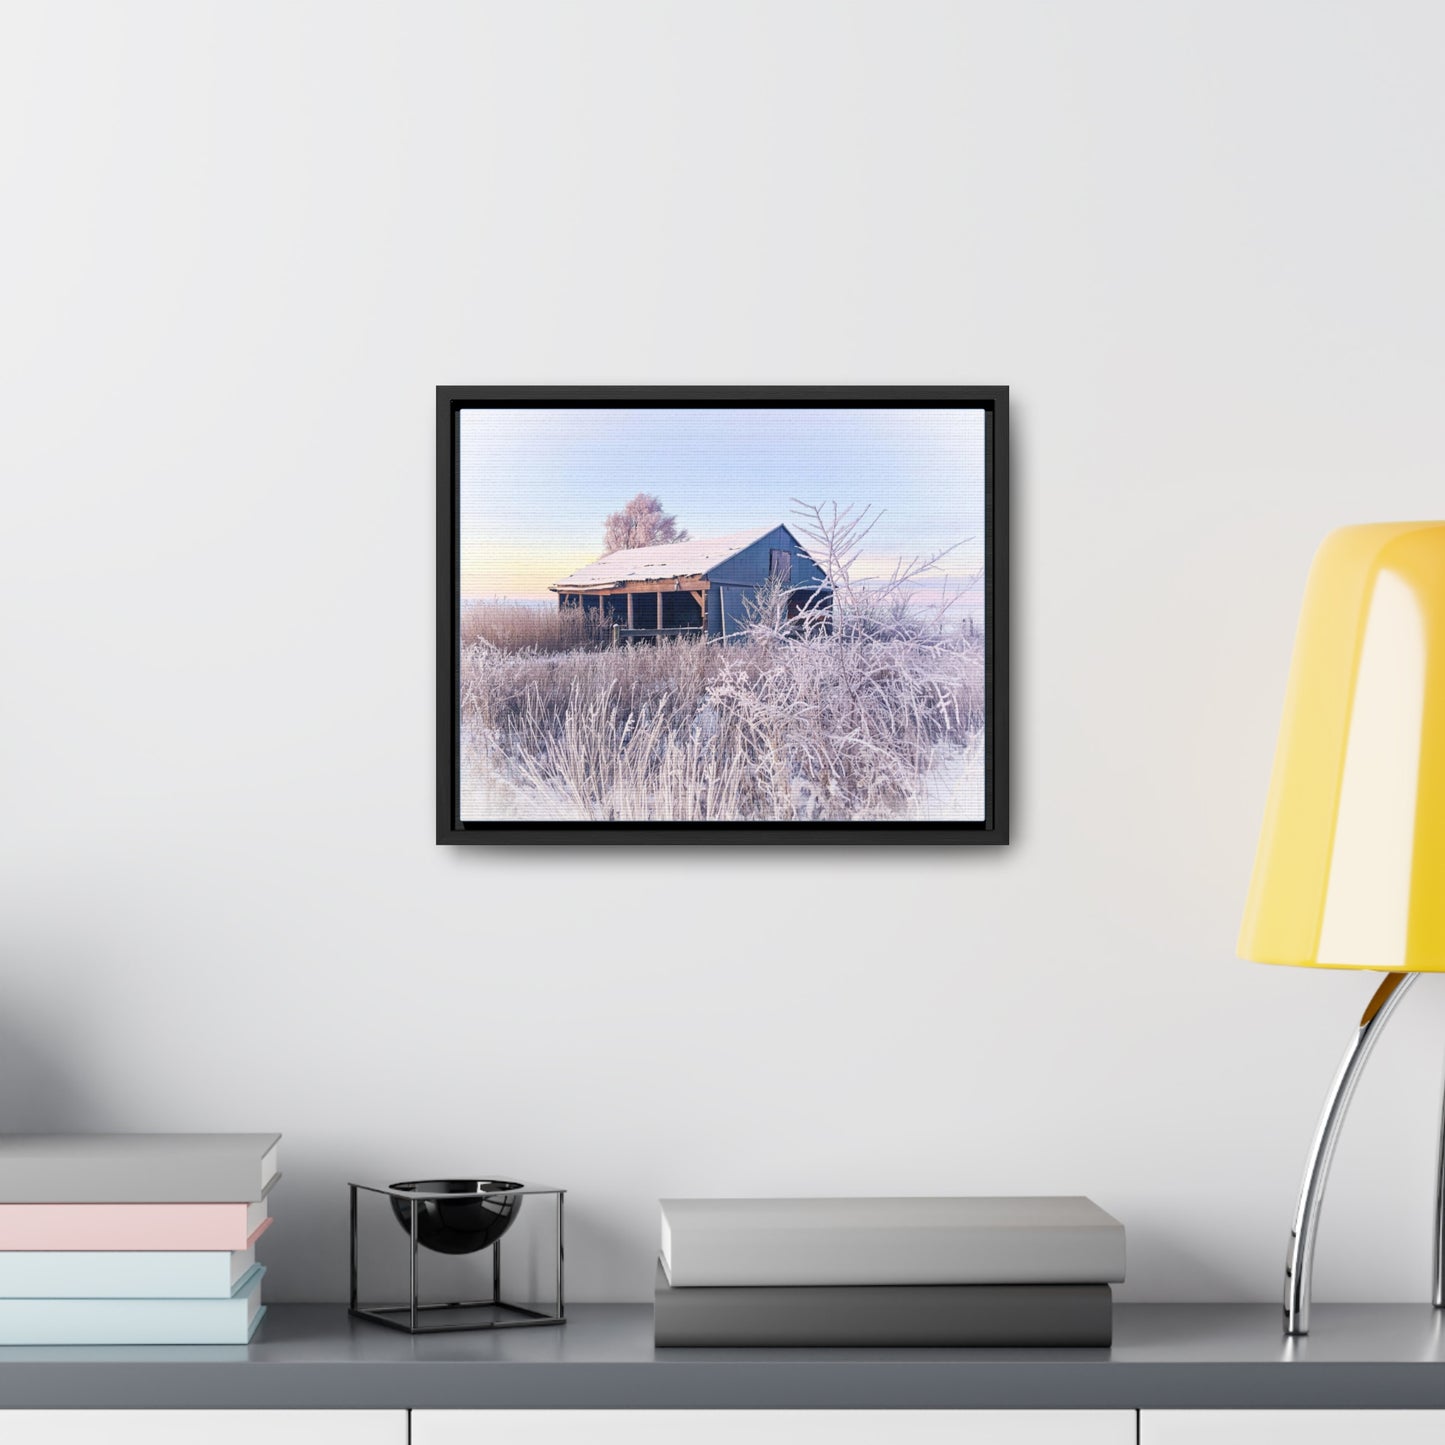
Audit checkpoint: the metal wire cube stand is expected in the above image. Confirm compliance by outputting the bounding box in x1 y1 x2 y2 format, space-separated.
348 1181 565 1334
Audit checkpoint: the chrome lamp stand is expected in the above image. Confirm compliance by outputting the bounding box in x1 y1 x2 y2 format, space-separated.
1283 972 1443 1334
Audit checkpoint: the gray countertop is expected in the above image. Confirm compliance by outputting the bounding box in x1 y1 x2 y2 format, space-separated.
2 1304 1445 1410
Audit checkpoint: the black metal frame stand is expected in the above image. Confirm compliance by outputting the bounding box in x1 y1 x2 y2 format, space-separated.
348 1181 565 1334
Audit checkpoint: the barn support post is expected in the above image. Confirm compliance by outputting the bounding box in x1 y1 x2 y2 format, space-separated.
656 590 664 632
626 594 634 630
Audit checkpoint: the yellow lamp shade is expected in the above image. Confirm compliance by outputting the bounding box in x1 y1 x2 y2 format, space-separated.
1240 522 1445 972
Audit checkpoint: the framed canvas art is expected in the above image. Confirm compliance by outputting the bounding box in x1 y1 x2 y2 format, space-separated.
437 385 1008 844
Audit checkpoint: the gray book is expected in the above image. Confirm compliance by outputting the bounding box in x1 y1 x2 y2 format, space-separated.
660 1196 1125 1287
654 1263 1112 1347
0 1134 281 1203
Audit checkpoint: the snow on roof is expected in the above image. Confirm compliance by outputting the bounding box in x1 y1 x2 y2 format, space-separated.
550 527 781 591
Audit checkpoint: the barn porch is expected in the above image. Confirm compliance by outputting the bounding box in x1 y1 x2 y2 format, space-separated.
555 578 708 641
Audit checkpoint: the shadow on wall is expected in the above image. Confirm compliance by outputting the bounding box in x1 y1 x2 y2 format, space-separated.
0 1010 111 1132
541 1197 636 1304
1121 1213 1269 1304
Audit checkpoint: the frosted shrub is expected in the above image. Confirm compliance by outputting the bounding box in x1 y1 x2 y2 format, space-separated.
461 629 981 822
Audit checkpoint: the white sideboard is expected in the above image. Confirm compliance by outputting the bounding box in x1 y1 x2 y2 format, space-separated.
0 1412 404 1444
1141 1411 1445 1443
411 1411 1135 1445
8 1414 1445 1444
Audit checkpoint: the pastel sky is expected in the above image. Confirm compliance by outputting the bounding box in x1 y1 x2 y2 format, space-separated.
458 407 987 601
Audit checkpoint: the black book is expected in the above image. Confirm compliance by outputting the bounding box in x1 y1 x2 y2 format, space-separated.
654 1263 1112 1348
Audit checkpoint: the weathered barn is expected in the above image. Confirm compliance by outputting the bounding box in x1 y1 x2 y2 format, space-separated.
550 524 829 640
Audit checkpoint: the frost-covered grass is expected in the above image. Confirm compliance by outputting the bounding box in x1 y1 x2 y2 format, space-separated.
462 600 603 653
460 625 983 822
458 502 986 823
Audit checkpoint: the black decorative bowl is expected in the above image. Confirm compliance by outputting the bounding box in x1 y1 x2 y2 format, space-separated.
388 1179 524 1256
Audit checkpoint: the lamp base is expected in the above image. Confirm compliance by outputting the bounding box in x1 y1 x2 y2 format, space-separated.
1283 971 1431 1335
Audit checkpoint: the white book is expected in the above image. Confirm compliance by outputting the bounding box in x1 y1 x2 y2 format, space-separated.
659 1196 1126 1287
0 1246 255 1298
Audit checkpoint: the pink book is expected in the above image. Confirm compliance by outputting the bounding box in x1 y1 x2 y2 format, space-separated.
0 1199 270 1251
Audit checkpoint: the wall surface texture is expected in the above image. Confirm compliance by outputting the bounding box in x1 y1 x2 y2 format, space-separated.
5 0 1445 1304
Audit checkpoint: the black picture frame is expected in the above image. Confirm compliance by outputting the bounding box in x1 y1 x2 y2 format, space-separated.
437 385 1009 845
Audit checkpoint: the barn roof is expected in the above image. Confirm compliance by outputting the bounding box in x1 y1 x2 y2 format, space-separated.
550 526 792 591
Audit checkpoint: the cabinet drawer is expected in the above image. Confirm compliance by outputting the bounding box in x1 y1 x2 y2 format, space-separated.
0 1411 406 1445
1142 1411 1445 1444
413 1410 1135 1445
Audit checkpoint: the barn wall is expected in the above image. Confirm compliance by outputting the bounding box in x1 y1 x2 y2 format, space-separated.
710 528 826 588
715 583 754 638
709 527 826 638
708 526 789 588
786 539 827 590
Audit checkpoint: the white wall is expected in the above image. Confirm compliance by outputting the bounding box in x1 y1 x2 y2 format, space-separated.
4 0 1445 1305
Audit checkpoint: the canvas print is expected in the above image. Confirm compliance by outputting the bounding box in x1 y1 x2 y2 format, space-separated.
444 393 1002 835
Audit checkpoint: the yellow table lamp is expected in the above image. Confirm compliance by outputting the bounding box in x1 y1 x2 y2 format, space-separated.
1240 521 1445 1334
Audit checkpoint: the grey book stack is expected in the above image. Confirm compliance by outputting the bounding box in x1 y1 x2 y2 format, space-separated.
654 1196 1125 1348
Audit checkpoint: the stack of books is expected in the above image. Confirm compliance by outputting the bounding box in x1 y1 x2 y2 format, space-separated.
655 1196 1125 1347
0 1134 280 1344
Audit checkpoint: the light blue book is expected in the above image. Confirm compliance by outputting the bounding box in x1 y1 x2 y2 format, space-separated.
0 1264 264 1344
0 1246 256 1298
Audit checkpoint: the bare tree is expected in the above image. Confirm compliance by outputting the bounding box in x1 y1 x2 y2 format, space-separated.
602 494 689 555
788 500 971 641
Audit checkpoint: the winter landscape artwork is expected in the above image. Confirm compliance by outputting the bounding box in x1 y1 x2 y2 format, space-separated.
437 387 1007 843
